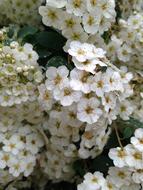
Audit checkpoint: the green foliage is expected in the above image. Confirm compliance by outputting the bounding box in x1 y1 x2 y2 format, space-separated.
36 47 52 59
15 26 69 69
117 117 143 139
102 31 111 44
73 160 86 177
17 26 38 39
46 56 74 70
35 31 66 50
7 25 15 38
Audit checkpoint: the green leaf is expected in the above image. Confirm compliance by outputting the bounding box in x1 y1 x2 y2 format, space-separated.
7 26 15 38
46 56 74 70
36 47 52 59
17 26 38 39
102 31 111 44
36 31 66 50
73 160 85 177
123 127 134 139
46 56 66 68
92 155 113 175
118 117 143 139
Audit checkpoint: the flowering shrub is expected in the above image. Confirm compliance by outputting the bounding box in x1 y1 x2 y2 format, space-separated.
0 0 143 190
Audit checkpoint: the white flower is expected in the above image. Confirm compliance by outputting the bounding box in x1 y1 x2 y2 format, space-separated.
39 6 63 29
117 100 134 120
104 68 123 92
26 133 44 154
53 80 82 106
46 0 67 8
38 84 53 111
125 144 143 169
63 26 88 42
131 128 143 152
78 172 106 190
109 147 127 168
23 159 36 177
108 167 132 188
72 57 104 74
62 104 82 127
3 135 24 155
68 41 95 62
91 72 105 97
77 97 102 124
8 157 25 177
0 151 11 169
102 93 117 112
45 66 69 90
61 13 81 31
117 44 132 62
82 13 100 34
97 0 116 19
86 0 99 12
66 0 86 16
132 170 143 184
120 66 133 84
70 68 93 93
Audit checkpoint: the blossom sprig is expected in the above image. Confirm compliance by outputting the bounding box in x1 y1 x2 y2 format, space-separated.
78 128 143 190
0 40 43 107
39 0 116 46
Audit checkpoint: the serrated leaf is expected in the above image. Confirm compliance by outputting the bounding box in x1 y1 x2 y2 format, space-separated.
36 31 66 50
17 26 38 39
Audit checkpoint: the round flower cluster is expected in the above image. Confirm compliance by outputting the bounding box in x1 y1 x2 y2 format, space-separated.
0 39 43 107
35 41 134 181
109 128 143 188
1 0 143 187
39 0 116 45
0 0 43 26
118 0 143 19
0 120 44 177
0 99 45 188
104 12 143 71
78 128 143 190
77 167 141 190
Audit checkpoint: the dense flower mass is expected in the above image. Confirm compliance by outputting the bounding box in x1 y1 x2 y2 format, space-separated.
0 36 43 106
39 0 116 49
78 128 143 190
0 0 143 190
0 0 43 26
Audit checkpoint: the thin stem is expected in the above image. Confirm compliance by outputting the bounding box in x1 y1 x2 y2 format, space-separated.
114 123 124 149
37 127 49 150
68 54 72 65
30 125 49 151
106 60 121 73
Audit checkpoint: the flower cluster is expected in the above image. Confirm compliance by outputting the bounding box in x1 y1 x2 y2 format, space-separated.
39 0 116 45
1 0 143 189
118 0 143 19
0 99 45 190
0 39 43 107
78 128 143 190
0 120 44 177
0 0 43 26
104 12 143 71
35 41 134 181
77 168 141 190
